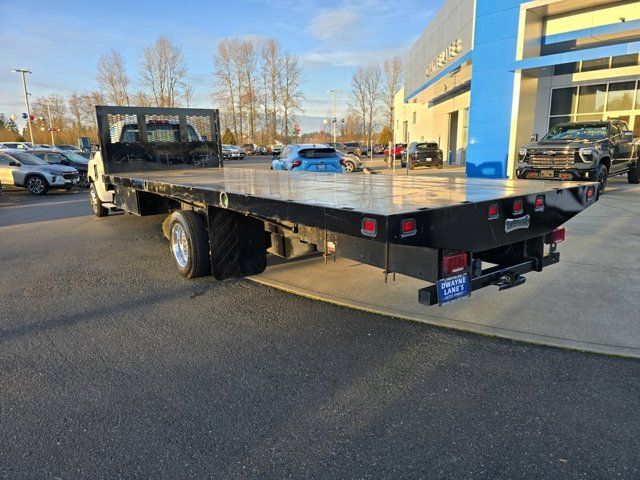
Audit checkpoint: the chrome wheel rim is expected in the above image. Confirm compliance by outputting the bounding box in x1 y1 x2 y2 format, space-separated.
171 223 189 269
345 162 354 173
28 177 45 194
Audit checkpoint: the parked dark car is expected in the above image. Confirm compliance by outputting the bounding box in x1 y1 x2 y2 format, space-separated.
517 120 640 194
255 146 268 155
31 149 90 188
401 142 444 169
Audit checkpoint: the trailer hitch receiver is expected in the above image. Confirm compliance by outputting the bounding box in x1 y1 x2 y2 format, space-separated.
492 272 526 291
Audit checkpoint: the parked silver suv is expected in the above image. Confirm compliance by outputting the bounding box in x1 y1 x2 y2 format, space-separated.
0 149 79 195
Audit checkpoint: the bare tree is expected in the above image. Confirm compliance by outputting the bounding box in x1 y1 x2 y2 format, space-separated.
96 50 131 106
81 91 106 130
68 92 86 136
350 64 381 147
140 35 189 108
260 39 281 143
350 67 368 141
32 94 68 132
279 52 304 142
238 41 258 142
214 38 238 139
132 90 153 106
382 56 402 128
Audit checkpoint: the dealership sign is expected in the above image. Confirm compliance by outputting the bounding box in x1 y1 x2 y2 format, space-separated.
425 39 463 78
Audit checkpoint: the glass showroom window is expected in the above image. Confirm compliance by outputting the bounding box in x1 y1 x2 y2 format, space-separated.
607 81 636 111
548 81 640 132
577 84 607 115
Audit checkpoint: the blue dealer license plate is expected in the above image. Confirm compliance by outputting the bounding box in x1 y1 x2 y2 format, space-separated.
436 273 470 305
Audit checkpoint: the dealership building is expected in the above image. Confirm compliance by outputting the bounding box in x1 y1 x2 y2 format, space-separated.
394 0 640 178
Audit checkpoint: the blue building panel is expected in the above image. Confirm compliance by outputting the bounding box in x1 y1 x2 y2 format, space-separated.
466 0 522 178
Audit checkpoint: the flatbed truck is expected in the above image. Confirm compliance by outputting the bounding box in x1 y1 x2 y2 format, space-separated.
88 106 599 306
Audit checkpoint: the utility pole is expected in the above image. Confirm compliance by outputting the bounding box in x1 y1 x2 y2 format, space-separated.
12 68 34 146
328 89 341 144
47 101 55 146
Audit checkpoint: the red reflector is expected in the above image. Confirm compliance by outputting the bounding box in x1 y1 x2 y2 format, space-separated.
361 218 377 237
535 195 544 209
292 160 302 168
488 203 499 220
586 186 595 199
548 228 566 244
513 199 523 215
401 218 416 236
443 253 468 275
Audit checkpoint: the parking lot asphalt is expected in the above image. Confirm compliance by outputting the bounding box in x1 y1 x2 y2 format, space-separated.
1 185 640 479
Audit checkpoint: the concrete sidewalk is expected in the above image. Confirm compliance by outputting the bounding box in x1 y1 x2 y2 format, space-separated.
252 176 640 358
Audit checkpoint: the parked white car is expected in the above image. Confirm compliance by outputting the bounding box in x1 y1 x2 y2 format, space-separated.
0 149 79 195
0 142 32 150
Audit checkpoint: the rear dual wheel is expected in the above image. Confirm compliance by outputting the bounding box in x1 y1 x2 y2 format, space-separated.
168 210 210 278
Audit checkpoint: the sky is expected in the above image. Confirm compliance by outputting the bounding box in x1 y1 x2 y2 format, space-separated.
0 0 442 132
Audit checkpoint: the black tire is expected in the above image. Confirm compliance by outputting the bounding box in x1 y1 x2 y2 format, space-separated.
26 175 48 195
89 183 108 217
79 173 90 188
595 164 608 194
343 160 356 173
628 161 640 184
167 210 210 279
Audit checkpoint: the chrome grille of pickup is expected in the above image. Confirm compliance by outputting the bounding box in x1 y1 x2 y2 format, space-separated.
529 154 575 166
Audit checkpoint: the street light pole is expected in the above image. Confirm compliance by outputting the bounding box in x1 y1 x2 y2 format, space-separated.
12 68 34 147
328 89 341 144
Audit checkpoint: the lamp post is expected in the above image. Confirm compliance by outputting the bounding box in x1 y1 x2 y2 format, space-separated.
47 101 55 146
328 89 341 144
11 68 34 147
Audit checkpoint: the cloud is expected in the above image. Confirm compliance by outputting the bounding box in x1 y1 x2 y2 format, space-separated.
308 8 361 45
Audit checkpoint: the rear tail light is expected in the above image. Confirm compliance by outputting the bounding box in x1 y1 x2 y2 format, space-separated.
513 198 523 215
361 218 377 237
401 218 416 237
488 203 500 220
534 195 545 212
546 228 566 244
292 160 302 168
443 253 468 275
339 159 346 166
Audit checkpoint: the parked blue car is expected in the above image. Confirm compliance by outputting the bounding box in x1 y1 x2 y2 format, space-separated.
271 144 345 173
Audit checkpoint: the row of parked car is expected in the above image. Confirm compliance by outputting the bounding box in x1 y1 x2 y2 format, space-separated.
0 146 89 195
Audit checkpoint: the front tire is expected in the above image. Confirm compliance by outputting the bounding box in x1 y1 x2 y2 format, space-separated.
168 210 210 278
89 183 109 217
26 175 48 195
628 161 640 184
595 164 608 194
343 160 356 173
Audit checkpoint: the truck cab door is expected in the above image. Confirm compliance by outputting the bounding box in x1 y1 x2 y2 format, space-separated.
610 123 630 173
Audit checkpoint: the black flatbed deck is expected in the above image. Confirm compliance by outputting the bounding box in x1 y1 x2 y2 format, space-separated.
106 168 587 215
106 168 596 252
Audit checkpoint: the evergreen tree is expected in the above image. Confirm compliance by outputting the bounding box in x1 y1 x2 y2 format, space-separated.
222 127 236 145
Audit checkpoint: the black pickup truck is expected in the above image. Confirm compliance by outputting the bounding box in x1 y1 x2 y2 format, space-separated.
517 120 639 193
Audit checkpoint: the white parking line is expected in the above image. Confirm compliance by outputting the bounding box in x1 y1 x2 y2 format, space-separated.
0 198 87 209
